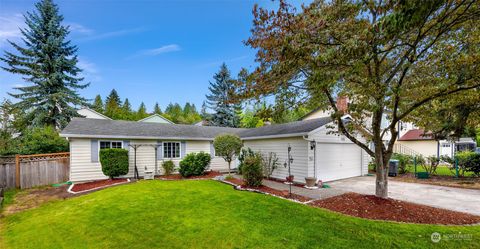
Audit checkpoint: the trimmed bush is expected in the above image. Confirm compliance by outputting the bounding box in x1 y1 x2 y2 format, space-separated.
213 134 243 175
456 151 480 176
179 152 211 177
99 148 129 179
242 153 263 187
162 160 175 176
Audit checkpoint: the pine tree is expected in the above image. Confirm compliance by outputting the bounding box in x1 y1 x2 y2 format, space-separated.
205 63 240 127
153 102 162 114
92 95 104 113
122 98 133 120
105 89 122 119
1 0 88 129
136 102 148 120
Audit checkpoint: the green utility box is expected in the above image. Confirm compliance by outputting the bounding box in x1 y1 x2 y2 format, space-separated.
416 172 430 179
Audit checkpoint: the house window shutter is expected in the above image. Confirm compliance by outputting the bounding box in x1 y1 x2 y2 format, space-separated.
157 141 163 160
123 141 130 151
181 141 186 158
91 139 98 162
210 141 215 157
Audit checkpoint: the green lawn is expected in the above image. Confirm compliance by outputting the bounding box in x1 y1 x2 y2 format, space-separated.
1 180 479 248
408 165 475 177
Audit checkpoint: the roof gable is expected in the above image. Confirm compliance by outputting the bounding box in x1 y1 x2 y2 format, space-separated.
398 129 433 141
138 114 174 124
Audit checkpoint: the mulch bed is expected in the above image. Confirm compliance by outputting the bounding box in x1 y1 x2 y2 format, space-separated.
310 192 480 225
392 173 480 190
224 178 312 203
70 179 128 193
156 171 222 180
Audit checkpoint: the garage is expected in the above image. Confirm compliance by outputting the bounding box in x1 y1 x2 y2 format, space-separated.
315 143 362 182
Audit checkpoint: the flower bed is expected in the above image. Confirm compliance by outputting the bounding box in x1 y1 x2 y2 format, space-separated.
223 178 312 203
156 171 222 180
69 179 129 194
310 192 480 225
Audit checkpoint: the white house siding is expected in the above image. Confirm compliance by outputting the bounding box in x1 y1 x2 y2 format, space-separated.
243 137 309 183
69 138 230 182
69 138 108 182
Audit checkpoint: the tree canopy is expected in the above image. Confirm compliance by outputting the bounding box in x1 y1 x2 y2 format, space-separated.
1 0 88 129
238 0 480 198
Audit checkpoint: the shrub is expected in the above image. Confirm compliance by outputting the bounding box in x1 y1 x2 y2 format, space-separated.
179 152 211 177
456 151 480 176
242 153 263 187
162 160 175 176
2 126 69 155
261 152 279 179
391 153 413 174
213 134 243 175
99 148 129 179
238 147 256 174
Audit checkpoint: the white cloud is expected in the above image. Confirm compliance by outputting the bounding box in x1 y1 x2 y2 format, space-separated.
78 27 145 42
142 44 181 56
66 22 93 35
0 13 25 47
77 57 101 82
127 44 181 59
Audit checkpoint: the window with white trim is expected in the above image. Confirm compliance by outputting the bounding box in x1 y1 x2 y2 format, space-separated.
100 141 123 150
163 142 180 158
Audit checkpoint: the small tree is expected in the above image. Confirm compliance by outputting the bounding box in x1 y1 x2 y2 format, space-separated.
213 134 243 175
99 148 129 179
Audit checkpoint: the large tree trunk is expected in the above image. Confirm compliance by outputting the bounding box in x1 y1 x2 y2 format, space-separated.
374 140 391 198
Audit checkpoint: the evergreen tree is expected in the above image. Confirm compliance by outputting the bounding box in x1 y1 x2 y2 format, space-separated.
122 98 133 120
164 103 183 123
205 63 240 127
1 0 88 129
92 95 104 113
136 102 148 120
153 102 162 114
105 89 122 119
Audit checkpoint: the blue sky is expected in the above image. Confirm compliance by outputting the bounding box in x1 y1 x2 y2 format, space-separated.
0 0 293 112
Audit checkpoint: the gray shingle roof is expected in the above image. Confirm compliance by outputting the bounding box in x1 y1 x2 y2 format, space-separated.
60 117 332 140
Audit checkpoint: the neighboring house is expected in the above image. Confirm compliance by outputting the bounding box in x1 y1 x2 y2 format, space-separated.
60 117 369 183
138 114 174 124
397 129 476 158
77 107 112 120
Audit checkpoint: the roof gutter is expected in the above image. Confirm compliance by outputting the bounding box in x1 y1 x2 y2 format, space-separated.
241 132 309 141
59 133 215 141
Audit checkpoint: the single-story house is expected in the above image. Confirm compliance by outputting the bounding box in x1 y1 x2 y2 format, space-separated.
60 117 370 183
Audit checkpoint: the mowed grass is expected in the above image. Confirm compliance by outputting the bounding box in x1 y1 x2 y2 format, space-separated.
408 165 475 177
1 180 479 249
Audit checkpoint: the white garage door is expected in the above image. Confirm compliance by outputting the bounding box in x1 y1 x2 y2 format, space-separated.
316 143 362 182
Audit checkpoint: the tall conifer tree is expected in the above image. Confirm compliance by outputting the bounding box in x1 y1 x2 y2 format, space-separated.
205 63 240 127
92 95 104 113
1 0 88 129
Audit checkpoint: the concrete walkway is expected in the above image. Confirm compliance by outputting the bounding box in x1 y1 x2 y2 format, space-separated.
261 179 346 200
328 176 480 216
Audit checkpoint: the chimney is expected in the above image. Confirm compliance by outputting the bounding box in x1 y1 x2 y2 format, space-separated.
336 95 348 113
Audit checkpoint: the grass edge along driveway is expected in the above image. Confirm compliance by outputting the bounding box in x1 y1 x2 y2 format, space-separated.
1 180 479 249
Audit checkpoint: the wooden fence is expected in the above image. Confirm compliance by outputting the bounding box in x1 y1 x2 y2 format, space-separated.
0 152 69 189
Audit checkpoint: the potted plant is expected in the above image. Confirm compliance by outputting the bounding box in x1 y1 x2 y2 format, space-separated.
304 177 317 187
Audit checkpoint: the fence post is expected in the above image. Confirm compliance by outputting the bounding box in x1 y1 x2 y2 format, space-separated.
455 157 459 178
414 156 417 178
15 154 20 188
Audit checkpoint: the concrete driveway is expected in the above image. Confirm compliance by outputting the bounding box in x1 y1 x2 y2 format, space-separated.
328 176 480 216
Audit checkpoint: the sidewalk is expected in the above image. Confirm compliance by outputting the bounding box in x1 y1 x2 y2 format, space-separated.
232 175 346 200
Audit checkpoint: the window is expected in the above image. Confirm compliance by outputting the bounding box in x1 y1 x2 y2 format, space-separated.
163 142 180 158
441 143 451 148
100 141 123 150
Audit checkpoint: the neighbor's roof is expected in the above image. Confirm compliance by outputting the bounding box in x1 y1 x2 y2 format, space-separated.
398 129 434 141
61 116 332 140
238 117 332 140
